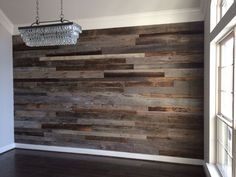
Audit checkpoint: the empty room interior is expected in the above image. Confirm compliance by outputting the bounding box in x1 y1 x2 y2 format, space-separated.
0 0 235 177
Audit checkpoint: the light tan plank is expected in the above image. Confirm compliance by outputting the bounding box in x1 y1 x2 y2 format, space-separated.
40 53 145 61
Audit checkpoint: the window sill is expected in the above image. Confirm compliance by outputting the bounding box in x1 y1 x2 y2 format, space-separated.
204 163 222 177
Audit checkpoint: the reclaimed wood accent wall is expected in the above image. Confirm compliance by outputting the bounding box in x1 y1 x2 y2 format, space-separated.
13 21 204 159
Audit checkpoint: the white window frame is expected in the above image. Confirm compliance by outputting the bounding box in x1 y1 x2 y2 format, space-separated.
234 27 236 177
215 28 236 177
210 0 235 31
208 0 236 177
218 0 233 20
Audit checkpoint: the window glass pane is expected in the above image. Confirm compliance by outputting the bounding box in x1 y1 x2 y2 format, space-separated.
220 66 233 91
220 92 233 120
217 119 233 156
217 142 233 177
217 33 234 177
221 37 234 67
221 0 234 17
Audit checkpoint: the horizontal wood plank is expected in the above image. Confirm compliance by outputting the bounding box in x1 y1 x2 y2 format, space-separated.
40 53 145 61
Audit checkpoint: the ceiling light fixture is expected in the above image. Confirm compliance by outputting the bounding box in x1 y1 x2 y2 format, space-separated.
18 0 82 47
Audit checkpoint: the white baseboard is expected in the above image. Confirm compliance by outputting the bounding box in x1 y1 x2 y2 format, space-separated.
15 143 203 166
0 143 15 154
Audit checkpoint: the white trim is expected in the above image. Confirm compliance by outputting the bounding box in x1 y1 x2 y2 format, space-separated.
0 143 15 154
210 3 236 42
14 8 203 35
0 8 14 34
204 163 222 177
15 143 204 166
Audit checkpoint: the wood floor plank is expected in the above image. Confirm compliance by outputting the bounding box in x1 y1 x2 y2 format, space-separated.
0 150 206 177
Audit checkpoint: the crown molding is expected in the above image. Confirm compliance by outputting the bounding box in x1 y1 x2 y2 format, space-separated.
0 9 14 34
14 8 203 35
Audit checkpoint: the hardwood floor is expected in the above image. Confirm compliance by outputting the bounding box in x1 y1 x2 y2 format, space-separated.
0 149 206 177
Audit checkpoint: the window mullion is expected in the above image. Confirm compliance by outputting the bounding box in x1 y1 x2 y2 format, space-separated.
233 27 236 177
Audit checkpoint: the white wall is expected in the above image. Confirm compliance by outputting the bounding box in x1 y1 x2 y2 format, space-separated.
0 23 14 151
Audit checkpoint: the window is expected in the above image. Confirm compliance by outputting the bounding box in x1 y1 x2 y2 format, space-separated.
209 0 236 177
219 0 234 18
211 0 235 30
217 32 235 177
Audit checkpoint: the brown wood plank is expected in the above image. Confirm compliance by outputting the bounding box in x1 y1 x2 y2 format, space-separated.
104 70 165 77
56 64 134 71
14 70 104 79
136 34 203 46
148 106 203 113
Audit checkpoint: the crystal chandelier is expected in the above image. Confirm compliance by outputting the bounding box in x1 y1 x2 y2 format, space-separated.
18 0 82 47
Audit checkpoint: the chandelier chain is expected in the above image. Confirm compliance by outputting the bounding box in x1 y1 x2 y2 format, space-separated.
34 0 65 24
36 0 39 24
60 0 64 21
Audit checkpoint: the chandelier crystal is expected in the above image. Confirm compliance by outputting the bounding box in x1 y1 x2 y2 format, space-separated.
18 0 82 47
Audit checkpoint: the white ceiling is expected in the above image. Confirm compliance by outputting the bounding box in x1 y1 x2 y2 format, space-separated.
0 0 201 25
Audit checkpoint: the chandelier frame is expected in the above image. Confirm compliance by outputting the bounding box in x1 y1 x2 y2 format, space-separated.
18 0 82 47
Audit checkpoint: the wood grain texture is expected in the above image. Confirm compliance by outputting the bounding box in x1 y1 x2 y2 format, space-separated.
13 21 204 159
40 53 145 61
